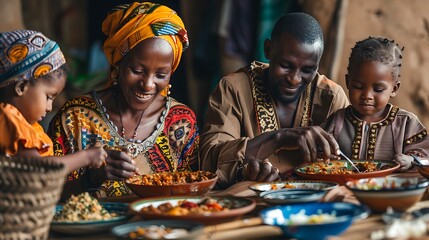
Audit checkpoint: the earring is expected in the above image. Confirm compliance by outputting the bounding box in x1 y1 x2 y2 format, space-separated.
111 66 119 85
167 84 172 96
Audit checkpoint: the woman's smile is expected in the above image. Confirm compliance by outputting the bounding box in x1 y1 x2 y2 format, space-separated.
132 89 155 101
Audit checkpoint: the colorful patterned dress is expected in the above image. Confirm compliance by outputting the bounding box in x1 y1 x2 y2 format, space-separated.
48 91 199 198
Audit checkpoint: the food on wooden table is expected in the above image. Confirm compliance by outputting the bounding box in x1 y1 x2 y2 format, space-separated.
140 197 228 216
128 225 189 240
53 192 117 222
128 170 216 186
370 219 427 240
304 161 379 174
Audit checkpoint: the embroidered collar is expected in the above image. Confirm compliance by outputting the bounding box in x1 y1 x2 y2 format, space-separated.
346 104 399 159
247 62 315 134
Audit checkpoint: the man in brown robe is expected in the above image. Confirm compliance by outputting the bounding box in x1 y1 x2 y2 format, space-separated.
200 12 349 189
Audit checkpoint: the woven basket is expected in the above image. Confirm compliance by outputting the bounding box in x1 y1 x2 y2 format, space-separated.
0 157 66 240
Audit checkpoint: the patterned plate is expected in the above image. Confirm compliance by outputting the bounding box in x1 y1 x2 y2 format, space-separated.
50 202 132 235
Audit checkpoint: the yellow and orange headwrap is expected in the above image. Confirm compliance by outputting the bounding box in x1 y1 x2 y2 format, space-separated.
102 2 189 73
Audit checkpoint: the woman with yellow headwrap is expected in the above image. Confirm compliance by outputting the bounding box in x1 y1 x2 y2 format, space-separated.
48 2 199 200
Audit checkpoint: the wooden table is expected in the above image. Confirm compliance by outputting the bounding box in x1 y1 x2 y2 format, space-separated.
48 177 429 240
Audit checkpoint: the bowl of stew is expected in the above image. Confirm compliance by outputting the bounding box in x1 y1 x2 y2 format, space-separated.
125 171 218 198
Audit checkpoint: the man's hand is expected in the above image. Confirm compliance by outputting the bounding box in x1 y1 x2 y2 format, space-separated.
242 159 280 182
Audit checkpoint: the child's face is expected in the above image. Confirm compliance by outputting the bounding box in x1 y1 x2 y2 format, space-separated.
15 75 66 124
346 61 400 122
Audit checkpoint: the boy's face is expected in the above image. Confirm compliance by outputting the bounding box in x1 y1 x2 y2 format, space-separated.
264 32 322 104
15 75 66 124
346 60 400 122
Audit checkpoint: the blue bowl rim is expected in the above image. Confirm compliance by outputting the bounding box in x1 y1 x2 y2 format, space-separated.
259 202 370 227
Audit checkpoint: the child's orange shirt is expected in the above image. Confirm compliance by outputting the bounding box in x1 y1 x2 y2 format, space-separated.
0 103 53 156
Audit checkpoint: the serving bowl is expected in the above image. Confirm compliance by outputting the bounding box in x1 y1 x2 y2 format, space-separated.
125 171 218 198
259 189 327 205
260 202 369 240
294 160 399 185
346 176 429 213
249 180 338 193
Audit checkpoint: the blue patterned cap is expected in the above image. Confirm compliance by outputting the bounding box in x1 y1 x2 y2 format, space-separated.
0 30 66 88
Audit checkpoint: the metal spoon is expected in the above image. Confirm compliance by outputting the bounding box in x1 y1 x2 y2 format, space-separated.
411 154 423 165
339 150 361 173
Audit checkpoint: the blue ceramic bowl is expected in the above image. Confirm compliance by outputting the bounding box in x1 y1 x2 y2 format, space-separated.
260 202 370 240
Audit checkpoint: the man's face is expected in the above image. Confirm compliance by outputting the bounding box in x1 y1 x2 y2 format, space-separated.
264 32 323 104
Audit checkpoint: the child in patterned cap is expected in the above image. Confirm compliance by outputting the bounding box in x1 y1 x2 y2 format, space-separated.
0 29 107 172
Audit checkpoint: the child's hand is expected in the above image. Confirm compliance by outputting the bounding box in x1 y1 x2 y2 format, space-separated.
393 154 413 172
86 146 108 168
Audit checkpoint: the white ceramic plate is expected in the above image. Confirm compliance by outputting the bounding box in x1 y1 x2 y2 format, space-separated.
50 202 132 235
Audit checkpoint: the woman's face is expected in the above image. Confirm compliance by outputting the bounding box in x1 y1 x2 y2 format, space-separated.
347 60 400 122
264 32 322 104
116 38 173 111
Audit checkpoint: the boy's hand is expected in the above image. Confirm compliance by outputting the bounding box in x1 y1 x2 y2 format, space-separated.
393 154 413 172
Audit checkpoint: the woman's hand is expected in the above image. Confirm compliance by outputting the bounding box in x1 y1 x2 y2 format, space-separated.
104 148 138 180
242 159 280 182
393 154 413 172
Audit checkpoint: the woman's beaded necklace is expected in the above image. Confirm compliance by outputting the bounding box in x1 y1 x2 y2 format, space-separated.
92 88 171 158
114 92 145 143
